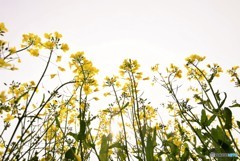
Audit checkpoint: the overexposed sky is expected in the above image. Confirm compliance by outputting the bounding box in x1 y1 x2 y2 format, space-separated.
2 0 240 69
1 0 240 102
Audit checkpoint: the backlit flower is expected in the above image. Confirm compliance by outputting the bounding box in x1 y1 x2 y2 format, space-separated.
61 43 69 52
0 22 8 32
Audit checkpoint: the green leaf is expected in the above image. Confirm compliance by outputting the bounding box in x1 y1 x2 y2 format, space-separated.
230 103 240 108
217 139 235 153
223 107 232 129
153 127 157 147
237 121 240 129
177 122 184 136
123 102 129 108
14 91 29 104
65 147 76 160
79 120 86 140
109 142 123 149
215 90 221 102
99 135 109 161
211 126 233 153
164 140 178 156
219 92 227 108
181 147 189 161
55 115 61 128
142 124 146 137
206 114 216 126
146 133 154 161
200 109 207 127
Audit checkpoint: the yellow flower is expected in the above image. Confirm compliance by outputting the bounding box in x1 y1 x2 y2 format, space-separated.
0 58 11 68
215 64 223 77
30 81 36 86
136 72 143 80
103 92 111 97
22 33 41 47
84 85 92 95
4 114 14 122
44 33 52 39
54 32 62 39
167 63 182 78
56 56 62 62
0 22 8 32
119 59 140 74
61 43 69 52
173 138 182 147
227 66 239 77
104 76 118 86
9 47 16 54
185 54 206 64
44 41 55 49
58 66 65 72
50 74 57 79
70 51 84 59
93 88 99 92
175 70 182 78
28 48 39 57
93 97 99 101
10 66 18 71
74 154 82 161
151 64 159 72
116 81 121 87
0 91 7 103
187 68 206 81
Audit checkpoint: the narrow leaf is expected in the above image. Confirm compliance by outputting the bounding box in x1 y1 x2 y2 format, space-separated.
99 135 109 161
206 114 216 126
201 109 207 127
223 107 232 129
237 121 240 129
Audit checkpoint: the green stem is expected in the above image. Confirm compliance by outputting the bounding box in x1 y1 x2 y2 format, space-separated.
112 84 131 161
2 49 54 160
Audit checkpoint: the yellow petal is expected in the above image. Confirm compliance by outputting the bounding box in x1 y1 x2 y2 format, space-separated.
50 74 56 79
58 66 65 72
56 56 62 62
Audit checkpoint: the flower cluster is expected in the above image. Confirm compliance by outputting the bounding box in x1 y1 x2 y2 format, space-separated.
70 51 99 95
119 59 140 75
0 23 18 70
206 63 223 77
227 66 240 87
166 63 182 78
44 32 69 52
185 54 206 64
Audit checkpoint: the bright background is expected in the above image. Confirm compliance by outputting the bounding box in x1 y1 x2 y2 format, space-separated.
1 0 240 119
2 0 240 69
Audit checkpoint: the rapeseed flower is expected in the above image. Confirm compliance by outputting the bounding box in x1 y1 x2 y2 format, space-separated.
4 114 14 122
61 43 69 52
185 54 205 64
0 91 7 103
28 48 39 57
0 22 8 32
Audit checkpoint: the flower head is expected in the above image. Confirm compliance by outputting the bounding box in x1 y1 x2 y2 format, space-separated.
28 48 39 57
185 54 206 64
61 43 69 52
0 22 8 33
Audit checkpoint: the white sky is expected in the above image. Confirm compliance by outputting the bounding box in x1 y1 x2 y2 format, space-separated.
2 0 240 69
1 0 240 112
